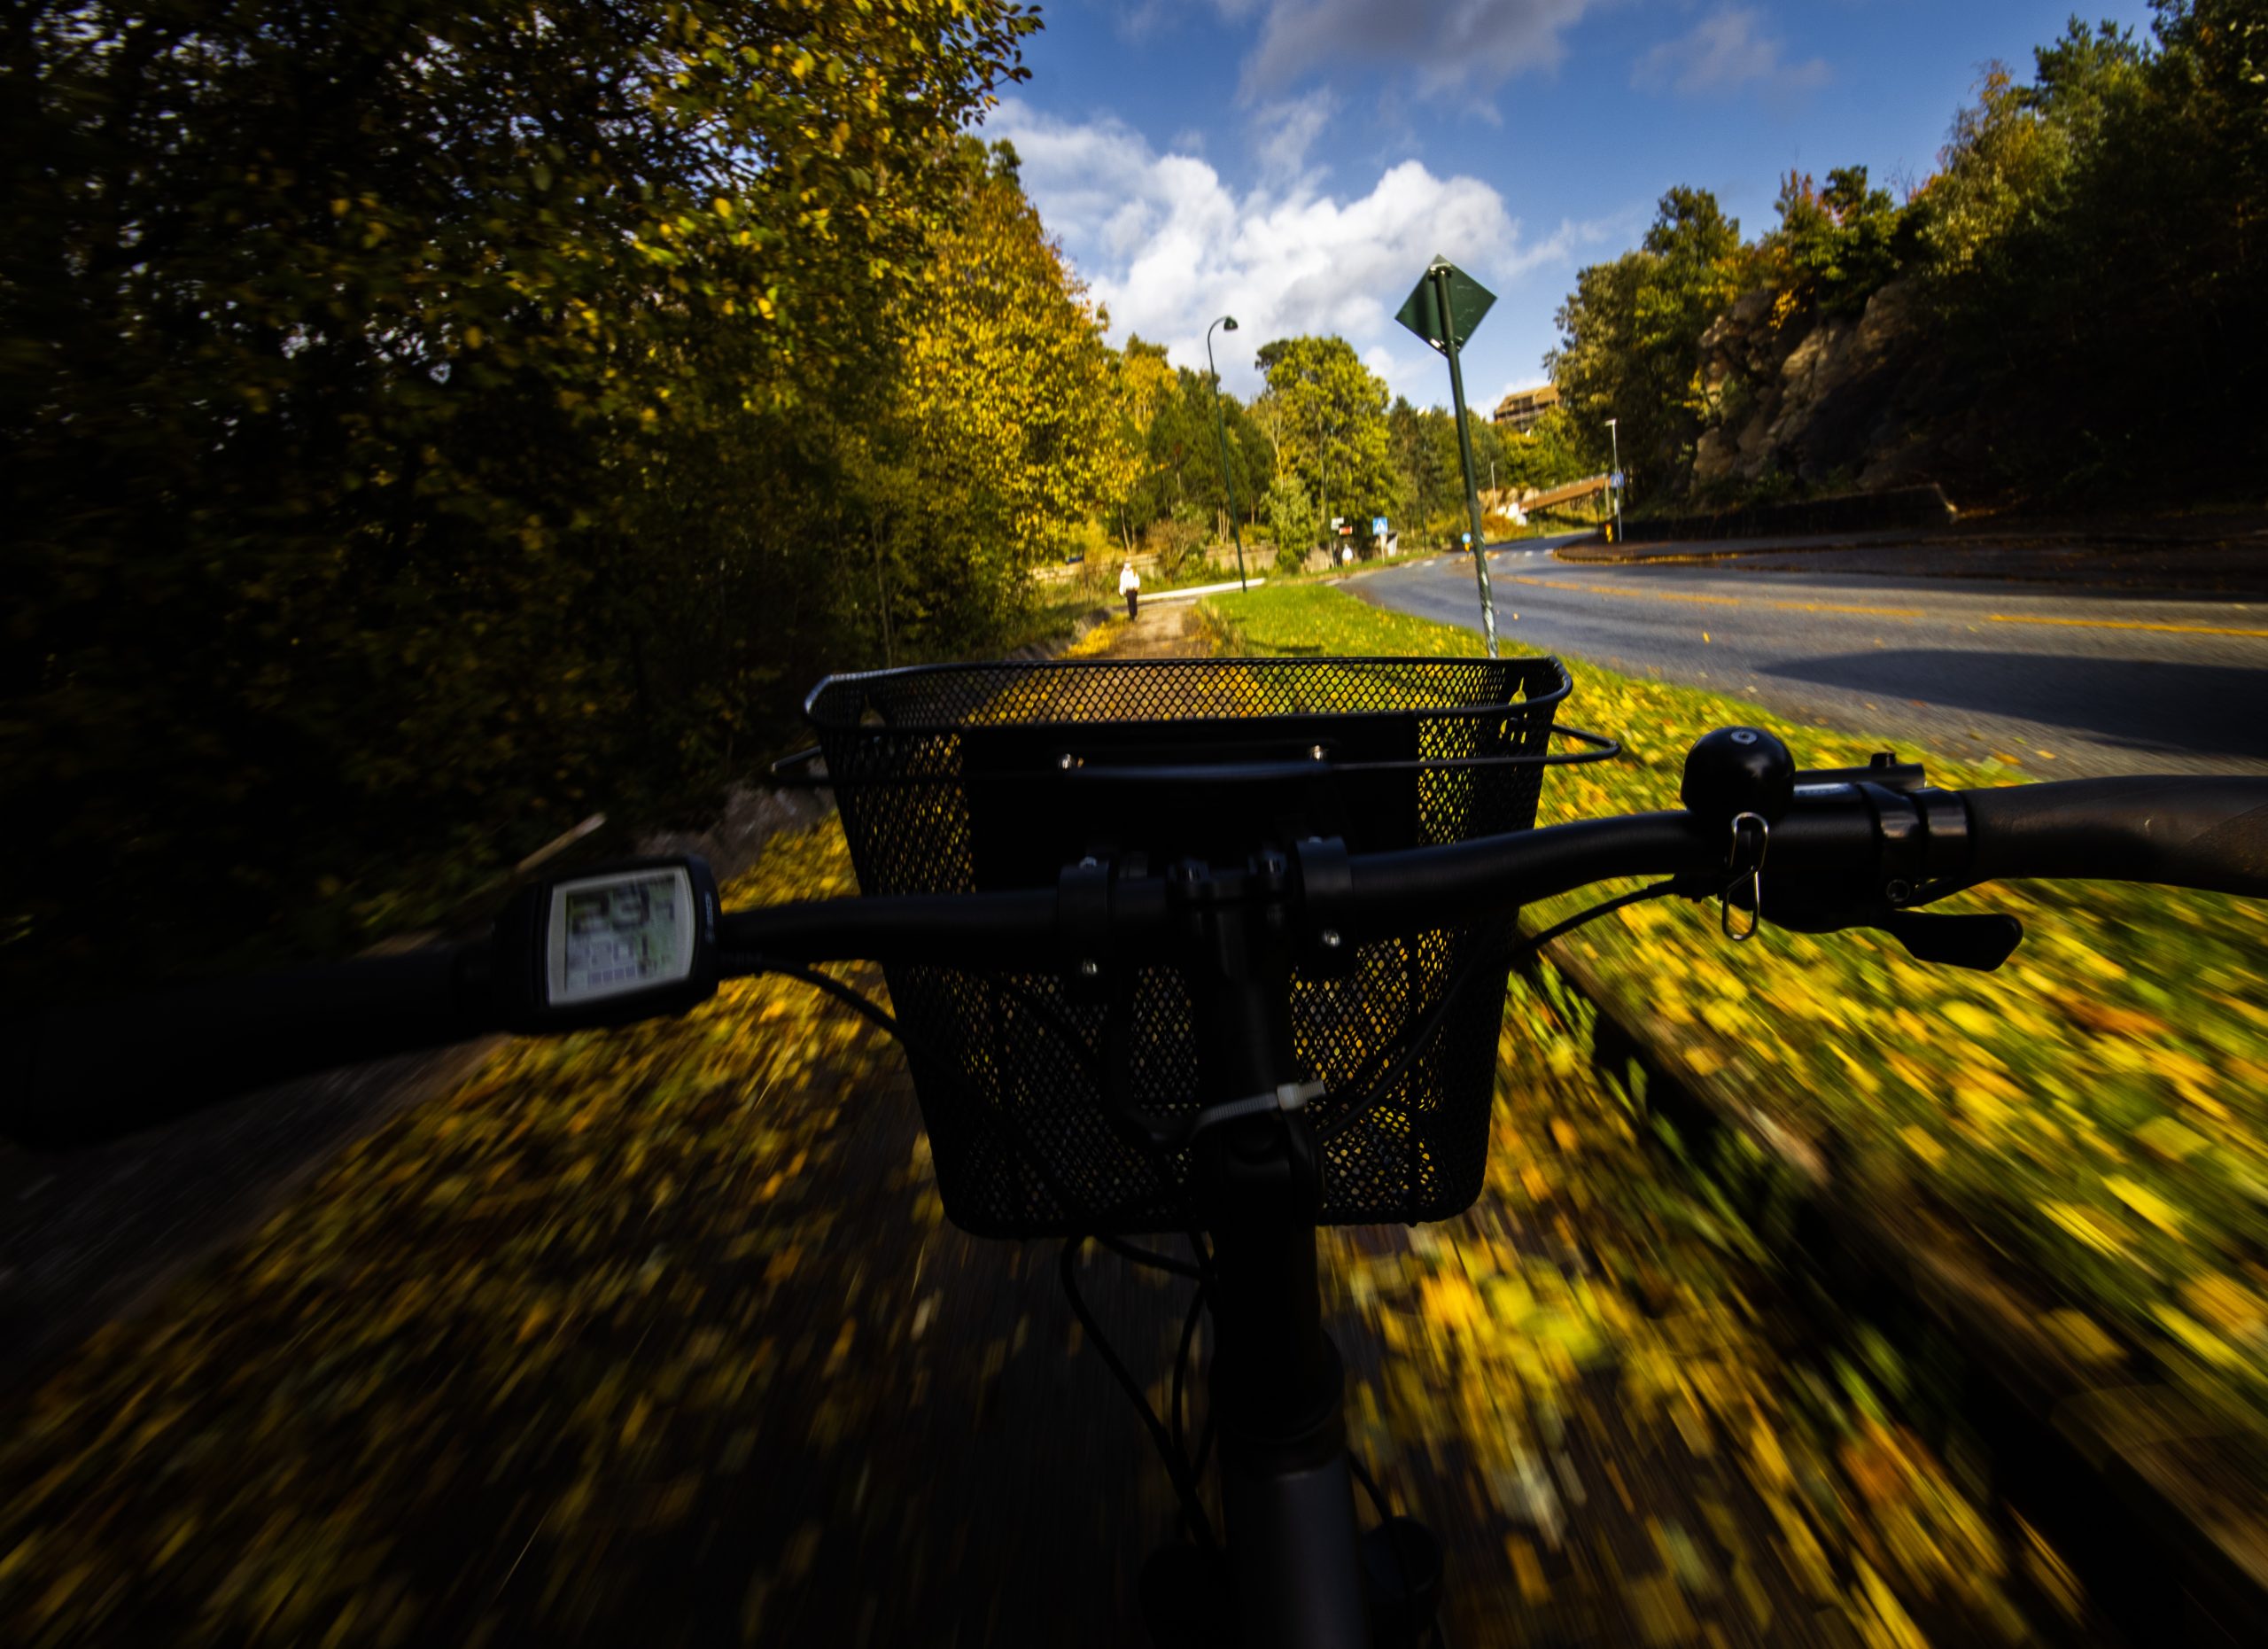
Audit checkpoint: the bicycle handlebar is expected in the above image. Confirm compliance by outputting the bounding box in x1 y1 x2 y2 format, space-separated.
11 766 2268 1150
1961 775 2268 898
9 945 493 1151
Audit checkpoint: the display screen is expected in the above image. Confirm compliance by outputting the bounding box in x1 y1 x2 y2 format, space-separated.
547 868 695 1006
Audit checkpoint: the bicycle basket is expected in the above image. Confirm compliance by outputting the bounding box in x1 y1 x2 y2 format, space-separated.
804 655 1575 1238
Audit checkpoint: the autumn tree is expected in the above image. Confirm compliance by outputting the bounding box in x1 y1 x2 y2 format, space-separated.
860 139 1130 650
1254 336 1395 533
1 0 1037 992
1763 166 1917 316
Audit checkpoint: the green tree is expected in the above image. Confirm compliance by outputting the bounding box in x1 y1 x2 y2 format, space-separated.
1254 336 1395 533
1263 473 1314 572
1111 335 1179 533
1915 10 2260 488
1 0 1037 992
1764 166 1917 315
1498 408 1590 497
1543 4 2268 505
1550 188 1744 498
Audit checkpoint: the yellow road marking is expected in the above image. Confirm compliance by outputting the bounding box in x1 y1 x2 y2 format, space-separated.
1496 573 2268 638
1496 575 1925 619
1985 612 2268 640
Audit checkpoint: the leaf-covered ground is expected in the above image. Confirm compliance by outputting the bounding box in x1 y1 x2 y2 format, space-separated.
1205 579 2268 1464
0 602 2130 1646
0 818 2106 1647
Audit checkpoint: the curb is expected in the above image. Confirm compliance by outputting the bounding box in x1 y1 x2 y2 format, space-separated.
1600 484 1959 548
1555 531 1935 567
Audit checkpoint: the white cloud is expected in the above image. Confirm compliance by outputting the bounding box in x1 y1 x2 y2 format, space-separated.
1632 7 1830 98
986 98 1604 402
1253 91 1337 184
1117 0 1177 43
1237 0 1601 97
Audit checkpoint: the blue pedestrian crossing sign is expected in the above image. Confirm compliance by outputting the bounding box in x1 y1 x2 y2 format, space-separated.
1610 471 1625 489
1371 516 1387 535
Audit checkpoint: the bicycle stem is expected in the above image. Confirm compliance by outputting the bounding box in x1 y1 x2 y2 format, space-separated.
1183 891 1376 1649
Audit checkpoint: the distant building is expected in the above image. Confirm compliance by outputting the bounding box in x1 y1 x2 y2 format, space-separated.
1493 384 1560 434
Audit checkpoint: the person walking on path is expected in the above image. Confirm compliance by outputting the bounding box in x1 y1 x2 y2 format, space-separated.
1118 560 1140 622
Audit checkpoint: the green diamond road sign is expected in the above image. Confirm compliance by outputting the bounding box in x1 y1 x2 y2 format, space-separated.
1394 253 1502 658
1394 255 1495 354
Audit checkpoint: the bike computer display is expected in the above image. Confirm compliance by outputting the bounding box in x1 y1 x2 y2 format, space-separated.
494 855 720 1031
550 867 695 1005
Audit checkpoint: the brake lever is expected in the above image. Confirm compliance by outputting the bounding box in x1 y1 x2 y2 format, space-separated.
1757 889 2025 971
1876 910 2024 971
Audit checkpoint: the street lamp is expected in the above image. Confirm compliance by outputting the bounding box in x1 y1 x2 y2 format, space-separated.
1605 416 1624 542
1205 315 1251 592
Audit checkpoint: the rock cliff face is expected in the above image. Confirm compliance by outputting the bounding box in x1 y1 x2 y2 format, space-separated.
1691 279 1950 496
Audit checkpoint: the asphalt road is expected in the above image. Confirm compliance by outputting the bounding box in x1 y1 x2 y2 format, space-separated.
1352 541 2268 776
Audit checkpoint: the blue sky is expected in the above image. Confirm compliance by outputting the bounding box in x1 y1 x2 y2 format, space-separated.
981 0 2162 412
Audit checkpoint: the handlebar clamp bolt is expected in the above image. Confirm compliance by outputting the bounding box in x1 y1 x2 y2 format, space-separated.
1320 929 1342 950
1078 958 1099 977
1310 743 1326 760
1884 879 1914 906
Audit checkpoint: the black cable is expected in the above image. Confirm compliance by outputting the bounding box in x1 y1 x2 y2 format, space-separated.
739 959 1231 1547
1174 1228 1216 1521
1348 1450 1393 1524
725 952 906 1041
1099 1233 1203 1280
1176 1229 1220 1534
1170 1280 1206 1466
1060 1237 1218 1551
729 954 1184 1232
1515 878 1680 958
1316 941 1489 1146
1317 880 1680 1146
996 969 1188 1218
1348 1451 1441 1645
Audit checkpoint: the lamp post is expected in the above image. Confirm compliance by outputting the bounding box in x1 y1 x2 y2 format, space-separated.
1205 315 1251 592
1605 416 1624 543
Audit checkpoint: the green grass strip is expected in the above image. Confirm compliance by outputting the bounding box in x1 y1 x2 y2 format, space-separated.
1202 579 2268 1449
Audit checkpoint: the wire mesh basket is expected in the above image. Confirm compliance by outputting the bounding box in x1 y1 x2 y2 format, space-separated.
804 655 1576 1237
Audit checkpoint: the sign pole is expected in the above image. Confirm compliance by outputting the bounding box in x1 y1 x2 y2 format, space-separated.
1433 264 1500 659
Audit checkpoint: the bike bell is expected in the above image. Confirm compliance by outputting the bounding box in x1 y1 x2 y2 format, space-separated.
1680 726 1795 827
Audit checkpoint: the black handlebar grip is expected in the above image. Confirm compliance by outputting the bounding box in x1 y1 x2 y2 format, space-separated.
4 943 496 1151
1962 776 2268 898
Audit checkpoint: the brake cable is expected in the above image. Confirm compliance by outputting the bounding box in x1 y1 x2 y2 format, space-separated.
725 953 1226 1547
1060 1235 1221 1550
729 878 1689 1560
724 954 1176 1231
1315 877 1682 1146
